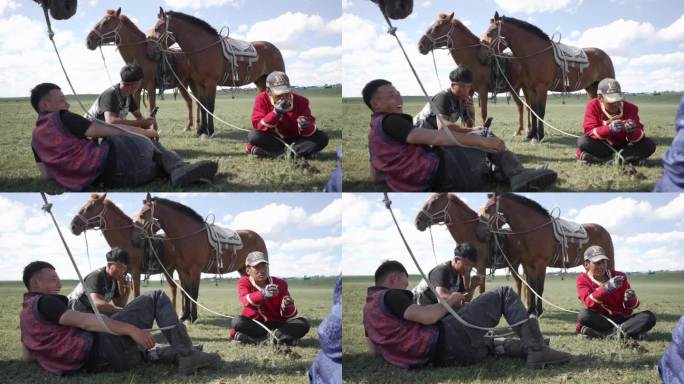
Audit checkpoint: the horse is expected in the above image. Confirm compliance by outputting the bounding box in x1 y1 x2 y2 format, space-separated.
414 193 524 296
86 8 199 131
70 193 180 311
482 12 615 142
134 193 268 323
153 8 286 137
481 192 615 316
418 12 530 135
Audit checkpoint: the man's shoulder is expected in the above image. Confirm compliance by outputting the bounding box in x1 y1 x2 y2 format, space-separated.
622 101 639 113
292 93 309 104
273 276 289 287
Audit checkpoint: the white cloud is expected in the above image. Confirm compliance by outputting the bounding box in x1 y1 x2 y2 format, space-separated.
342 0 353 11
573 196 652 231
614 231 684 246
494 0 583 14
565 19 656 56
0 195 28 232
421 1 432 7
163 0 241 10
0 0 18 16
299 45 342 60
228 203 307 239
655 193 684 220
309 198 343 227
630 52 684 66
656 14 684 42
244 12 337 50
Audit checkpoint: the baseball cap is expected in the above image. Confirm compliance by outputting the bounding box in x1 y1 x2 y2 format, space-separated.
584 245 609 263
245 251 269 267
597 78 623 103
106 247 130 265
266 71 291 95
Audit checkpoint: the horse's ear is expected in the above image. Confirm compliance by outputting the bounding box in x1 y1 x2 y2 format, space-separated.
448 12 454 22
487 193 494 198
158 7 166 19
115 7 121 17
145 192 152 202
494 11 500 21
102 192 107 200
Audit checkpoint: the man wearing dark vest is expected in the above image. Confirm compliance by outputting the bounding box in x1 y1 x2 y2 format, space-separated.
362 79 557 192
67 247 131 314
19 261 220 375
363 260 571 369
30 82 218 190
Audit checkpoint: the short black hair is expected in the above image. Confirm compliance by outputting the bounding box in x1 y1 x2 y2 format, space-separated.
449 67 473 83
362 79 392 111
454 242 478 263
30 83 61 113
374 260 408 285
120 63 144 83
106 247 130 265
22 261 55 290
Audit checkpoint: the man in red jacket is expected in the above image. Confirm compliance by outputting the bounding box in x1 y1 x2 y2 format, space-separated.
576 245 656 338
247 71 329 158
576 78 656 165
229 251 310 345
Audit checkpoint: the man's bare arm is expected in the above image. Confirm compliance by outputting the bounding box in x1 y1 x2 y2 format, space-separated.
58 310 155 349
88 292 122 314
84 120 158 140
104 111 155 128
406 127 504 153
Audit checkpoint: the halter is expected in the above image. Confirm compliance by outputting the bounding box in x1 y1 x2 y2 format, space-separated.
156 15 177 50
140 201 162 235
423 20 483 53
420 195 452 226
91 19 122 47
487 19 509 54
483 195 507 230
74 202 108 230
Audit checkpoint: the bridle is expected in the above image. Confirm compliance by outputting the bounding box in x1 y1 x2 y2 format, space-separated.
90 18 122 47
483 195 507 229
74 202 109 230
155 15 177 50
138 202 162 235
419 195 453 226
487 19 508 54
423 20 483 52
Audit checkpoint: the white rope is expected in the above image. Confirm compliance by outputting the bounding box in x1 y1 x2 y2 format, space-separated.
98 45 114 85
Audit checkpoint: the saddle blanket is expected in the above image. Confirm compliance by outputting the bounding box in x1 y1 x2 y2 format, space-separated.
221 37 257 61
207 224 243 251
552 217 588 243
552 42 588 67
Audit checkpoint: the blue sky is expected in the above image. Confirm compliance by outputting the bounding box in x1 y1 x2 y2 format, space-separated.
0 192 342 281
342 0 684 96
0 0 341 97
342 192 684 276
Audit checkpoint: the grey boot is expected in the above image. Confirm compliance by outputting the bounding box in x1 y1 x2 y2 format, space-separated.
496 151 557 191
167 324 221 374
152 344 204 364
158 149 218 187
514 317 572 369
492 337 550 358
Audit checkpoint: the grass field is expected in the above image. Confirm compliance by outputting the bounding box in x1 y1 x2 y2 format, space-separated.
343 93 683 191
0 276 337 383
343 272 684 384
0 86 341 192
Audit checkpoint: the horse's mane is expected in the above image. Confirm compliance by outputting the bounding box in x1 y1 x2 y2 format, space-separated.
103 198 133 223
448 193 478 218
167 11 218 36
501 15 549 41
501 193 549 217
152 197 205 224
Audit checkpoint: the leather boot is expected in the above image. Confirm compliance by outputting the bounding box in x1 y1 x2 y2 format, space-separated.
492 337 550 358
167 324 221 374
152 344 204 364
158 149 218 187
514 317 572 369
496 151 557 191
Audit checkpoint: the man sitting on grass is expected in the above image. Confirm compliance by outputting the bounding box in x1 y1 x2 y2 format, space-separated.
364 260 571 369
576 245 656 339
67 247 131 314
20 261 220 375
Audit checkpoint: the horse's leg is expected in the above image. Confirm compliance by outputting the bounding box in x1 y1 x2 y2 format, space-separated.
177 85 193 131
178 269 192 322
513 87 524 136
254 74 267 92
148 87 158 131
585 81 599 99
478 86 488 127
189 268 201 323
132 268 141 298
206 88 217 137
522 87 535 140
512 261 523 297
536 91 548 142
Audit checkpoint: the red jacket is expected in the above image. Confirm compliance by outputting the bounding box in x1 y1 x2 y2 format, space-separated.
582 98 646 146
251 92 316 140
236 275 297 323
576 270 640 331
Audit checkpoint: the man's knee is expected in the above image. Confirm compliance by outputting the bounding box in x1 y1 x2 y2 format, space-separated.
640 138 657 157
248 129 266 145
577 308 597 325
314 130 329 148
641 310 657 328
577 136 594 151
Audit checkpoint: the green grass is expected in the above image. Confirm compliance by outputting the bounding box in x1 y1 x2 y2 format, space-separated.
343 93 682 191
0 276 337 383
0 86 341 192
343 272 683 384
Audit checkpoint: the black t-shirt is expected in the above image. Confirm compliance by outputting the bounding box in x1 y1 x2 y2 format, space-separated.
414 261 466 305
69 267 120 313
415 90 469 129
87 85 138 121
381 113 415 144
36 294 69 324
384 288 414 318
32 111 93 163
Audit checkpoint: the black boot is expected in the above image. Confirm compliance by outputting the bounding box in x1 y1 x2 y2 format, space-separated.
492 336 550 358
250 145 285 159
158 149 218 187
496 151 557 191
513 317 572 369
167 324 221 374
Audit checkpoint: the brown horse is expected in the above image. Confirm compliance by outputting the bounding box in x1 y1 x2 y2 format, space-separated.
153 8 286 137
482 12 615 141
418 13 530 135
481 192 615 316
70 193 180 310
414 193 524 296
134 193 268 323
86 8 199 131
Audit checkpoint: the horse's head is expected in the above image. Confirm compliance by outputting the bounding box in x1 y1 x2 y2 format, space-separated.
482 11 508 53
71 193 108 235
153 7 177 50
134 193 162 238
480 192 506 229
418 13 456 54
86 8 122 50
415 193 452 231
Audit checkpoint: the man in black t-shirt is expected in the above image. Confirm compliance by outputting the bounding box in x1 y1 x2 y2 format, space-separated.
363 260 572 369
68 247 131 314
86 64 155 129
413 243 483 305
414 67 476 131
20 261 220 375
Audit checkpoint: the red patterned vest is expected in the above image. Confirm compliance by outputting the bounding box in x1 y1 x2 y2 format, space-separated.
368 112 439 191
20 292 93 375
31 111 109 191
363 286 438 369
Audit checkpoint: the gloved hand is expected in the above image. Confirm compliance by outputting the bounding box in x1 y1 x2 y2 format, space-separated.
624 119 637 134
608 120 624 133
281 295 294 309
274 99 292 116
604 275 624 293
262 283 279 299
624 289 635 301
297 116 311 129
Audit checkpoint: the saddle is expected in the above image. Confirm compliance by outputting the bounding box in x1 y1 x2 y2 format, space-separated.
551 42 589 91
155 53 178 92
551 217 589 267
220 37 258 84
488 229 510 270
489 56 512 95
206 224 243 273
143 236 164 279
